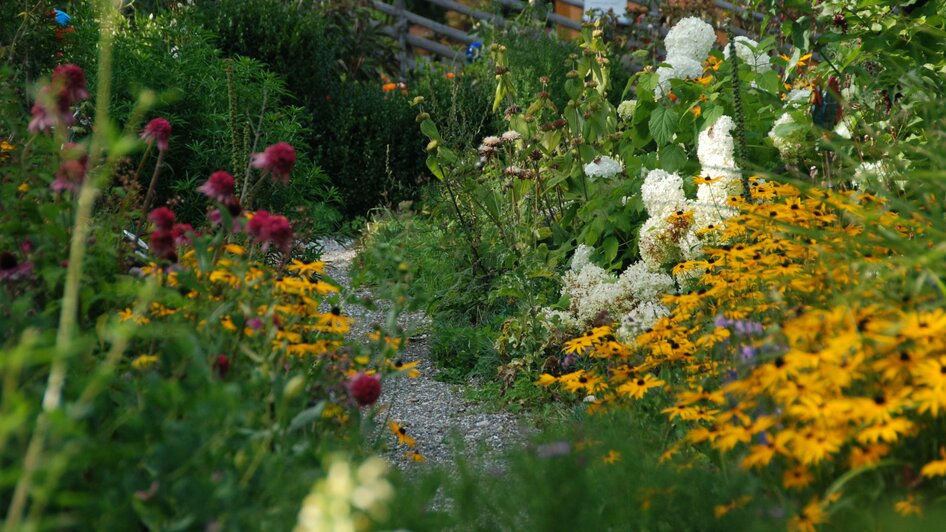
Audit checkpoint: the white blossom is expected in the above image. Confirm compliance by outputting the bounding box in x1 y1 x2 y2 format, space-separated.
617 100 637 121
584 156 624 180
501 130 522 143
655 55 704 96
663 17 716 62
723 36 770 73
769 112 807 163
570 244 595 272
641 169 687 218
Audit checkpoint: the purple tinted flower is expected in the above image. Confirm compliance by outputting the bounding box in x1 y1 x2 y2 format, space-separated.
536 441 571 458
740 344 758 363
0 251 34 282
250 142 296 184
197 171 235 203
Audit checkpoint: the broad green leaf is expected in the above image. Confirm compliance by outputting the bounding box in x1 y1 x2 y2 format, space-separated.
419 119 441 142
602 236 619 263
649 106 679 146
660 144 687 173
425 155 444 181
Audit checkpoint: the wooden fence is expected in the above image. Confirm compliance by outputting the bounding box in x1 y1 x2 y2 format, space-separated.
370 0 764 74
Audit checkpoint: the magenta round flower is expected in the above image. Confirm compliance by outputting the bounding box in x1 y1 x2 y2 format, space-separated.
350 373 381 407
250 142 296 184
149 229 176 261
148 206 176 231
247 210 293 253
141 117 172 152
171 223 194 246
197 171 236 203
51 64 90 104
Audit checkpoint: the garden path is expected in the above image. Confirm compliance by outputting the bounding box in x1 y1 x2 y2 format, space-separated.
319 239 531 470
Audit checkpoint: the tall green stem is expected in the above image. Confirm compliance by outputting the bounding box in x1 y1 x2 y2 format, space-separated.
4 2 117 529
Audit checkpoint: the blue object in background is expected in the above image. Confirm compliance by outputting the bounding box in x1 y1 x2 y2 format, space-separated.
54 9 71 27
465 41 482 63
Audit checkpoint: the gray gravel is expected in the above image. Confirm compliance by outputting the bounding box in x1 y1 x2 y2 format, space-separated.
317 237 531 470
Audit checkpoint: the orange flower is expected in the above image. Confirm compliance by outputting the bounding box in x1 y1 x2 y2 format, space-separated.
446 72 455 80
382 82 397 92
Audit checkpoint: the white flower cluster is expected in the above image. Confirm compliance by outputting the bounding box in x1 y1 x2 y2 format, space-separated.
656 17 716 96
641 169 687 218
694 115 742 224
853 160 904 191
295 455 393 532
549 250 674 341
723 36 770 73
617 99 637 121
769 113 806 163
584 156 624 180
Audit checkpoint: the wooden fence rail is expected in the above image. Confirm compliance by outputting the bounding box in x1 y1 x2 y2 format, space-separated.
371 0 765 74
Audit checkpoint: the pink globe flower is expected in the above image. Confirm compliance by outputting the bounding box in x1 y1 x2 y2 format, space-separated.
149 229 176 261
141 117 172 152
51 64 90 104
197 171 236 203
350 373 381 407
51 143 88 193
148 206 176 231
171 223 195 246
250 142 296 184
246 210 293 254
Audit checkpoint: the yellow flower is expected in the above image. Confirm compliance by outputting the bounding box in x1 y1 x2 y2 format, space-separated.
615 374 664 400
18 183 29 192
405 450 426 462
287 259 326 276
537 374 558 386
131 354 160 369
782 466 814 490
894 494 922 516
602 449 621 464
920 448 946 478
118 308 149 325
788 498 826 532
389 421 416 447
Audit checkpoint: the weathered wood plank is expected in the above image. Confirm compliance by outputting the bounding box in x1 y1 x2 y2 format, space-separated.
373 1 477 44
380 25 465 62
424 0 506 27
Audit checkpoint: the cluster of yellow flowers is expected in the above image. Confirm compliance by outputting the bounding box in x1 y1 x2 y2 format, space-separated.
542 178 945 525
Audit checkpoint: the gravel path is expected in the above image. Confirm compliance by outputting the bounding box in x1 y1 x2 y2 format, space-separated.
318 238 530 470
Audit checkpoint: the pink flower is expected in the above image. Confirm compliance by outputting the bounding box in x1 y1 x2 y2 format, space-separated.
213 354 231 379
148 229 176 261
0 251 33 282
197 171 235 203
247 210 293 253
250 142 296 184
51 64 90 104
28 102 56 134
51 143 87 192
148 207 176 231
350 373 381 407
141 117 172 152
171 223 194 246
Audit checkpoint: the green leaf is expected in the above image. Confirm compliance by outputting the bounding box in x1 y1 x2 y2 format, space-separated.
425 155 445 181
602 236 619 263
438 146 457 165
289 401 327 432
419 119 441 142
649 106 679 146
660 144 687 173
699 105 725 132
755 69 781 95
